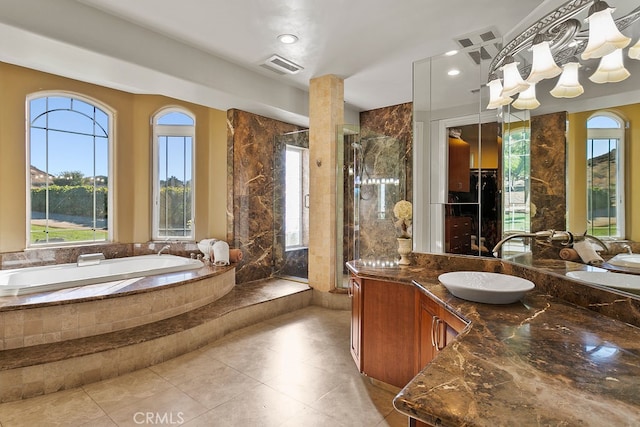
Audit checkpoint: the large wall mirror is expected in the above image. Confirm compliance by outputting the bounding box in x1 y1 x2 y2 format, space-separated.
413 0 640 297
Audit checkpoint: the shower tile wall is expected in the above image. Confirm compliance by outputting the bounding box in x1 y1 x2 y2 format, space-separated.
351 103 413 264
226 109 305 284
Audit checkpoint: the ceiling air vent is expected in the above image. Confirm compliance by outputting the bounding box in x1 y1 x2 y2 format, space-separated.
260 54 304 75
454 28 501 65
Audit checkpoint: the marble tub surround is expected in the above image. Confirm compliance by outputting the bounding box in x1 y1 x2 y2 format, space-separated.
0 241 208 271
0 264 235 350
0 278 311 403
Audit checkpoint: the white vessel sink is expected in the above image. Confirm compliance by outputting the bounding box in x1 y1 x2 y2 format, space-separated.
566 271 640 292
606 253 640 269
438 271 535 304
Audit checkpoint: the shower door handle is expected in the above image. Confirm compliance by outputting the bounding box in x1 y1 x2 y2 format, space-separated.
304 194 310 208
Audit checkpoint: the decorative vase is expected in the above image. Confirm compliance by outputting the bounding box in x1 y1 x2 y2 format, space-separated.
397 237 412 265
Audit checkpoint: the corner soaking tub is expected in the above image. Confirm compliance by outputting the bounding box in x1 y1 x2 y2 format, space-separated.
0 254 204 296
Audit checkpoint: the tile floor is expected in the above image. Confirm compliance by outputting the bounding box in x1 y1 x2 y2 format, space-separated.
0 306 408 427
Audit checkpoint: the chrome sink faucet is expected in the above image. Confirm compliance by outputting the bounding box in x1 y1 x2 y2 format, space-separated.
492 230 608 258
491 230 554 257
622 244 633 254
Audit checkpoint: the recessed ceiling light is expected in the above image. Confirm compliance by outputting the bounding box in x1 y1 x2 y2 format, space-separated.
445 50 458 56
448 69 461 76
277 34 298 44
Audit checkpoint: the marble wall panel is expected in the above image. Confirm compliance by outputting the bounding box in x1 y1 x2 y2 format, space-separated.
530 111 567 258
226 109 305 284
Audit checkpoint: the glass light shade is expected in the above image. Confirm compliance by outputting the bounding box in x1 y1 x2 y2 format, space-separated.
486 78 512 109
629 38 640 60
500 59 530 97
589 49 630 83
550 62 584 98
512 83 540 110
527 40 562 82
581 2 631 60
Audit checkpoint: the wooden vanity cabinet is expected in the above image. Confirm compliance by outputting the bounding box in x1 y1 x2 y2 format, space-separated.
349 275 416 388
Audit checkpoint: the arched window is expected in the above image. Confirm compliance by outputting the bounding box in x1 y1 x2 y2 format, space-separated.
27 94 112 245
152 108 195 240
586 112 625 239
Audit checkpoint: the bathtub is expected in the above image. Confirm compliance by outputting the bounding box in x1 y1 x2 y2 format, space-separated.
0 254 204 297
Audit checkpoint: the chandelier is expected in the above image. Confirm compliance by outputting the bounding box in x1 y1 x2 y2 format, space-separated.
486 0 640 110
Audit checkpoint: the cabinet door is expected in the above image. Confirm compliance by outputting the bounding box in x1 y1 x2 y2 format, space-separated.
415 291 439 373
362 279 416 388
349 276 362 370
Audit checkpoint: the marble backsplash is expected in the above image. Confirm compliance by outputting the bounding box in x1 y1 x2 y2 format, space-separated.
0 241 203 270
410 251 640 328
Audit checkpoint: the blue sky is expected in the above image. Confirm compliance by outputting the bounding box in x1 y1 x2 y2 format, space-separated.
29 97 192 180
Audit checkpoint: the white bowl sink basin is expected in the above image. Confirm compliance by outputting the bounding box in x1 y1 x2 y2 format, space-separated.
606 253 640 269
438 271 535 304
566 271 640 292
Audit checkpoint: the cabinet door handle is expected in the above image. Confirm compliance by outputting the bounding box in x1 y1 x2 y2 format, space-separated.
431 316 438 348
435 319 446 351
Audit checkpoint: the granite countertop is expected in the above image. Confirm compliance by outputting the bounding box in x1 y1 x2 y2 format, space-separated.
347 260 640 426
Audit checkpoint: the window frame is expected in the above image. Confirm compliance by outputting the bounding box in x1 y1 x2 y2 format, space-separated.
25 91 115 247
151 107 196 241
586 111 626 240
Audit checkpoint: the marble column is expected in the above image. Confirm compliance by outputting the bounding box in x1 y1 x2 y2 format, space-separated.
308 75 344 292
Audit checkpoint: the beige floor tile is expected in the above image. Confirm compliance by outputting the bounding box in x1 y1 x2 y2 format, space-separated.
182 384 307 427
105 386 208 426
0 388 105 427
310 376 398 427
149 349 226 386
177 363 261 409
0 306 408 427
262 362 346 405
82 368 173 413
278 405 349 427
78 414 118 426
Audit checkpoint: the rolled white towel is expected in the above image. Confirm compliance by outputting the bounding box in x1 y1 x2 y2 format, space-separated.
212 240 230 266
573 240 604 266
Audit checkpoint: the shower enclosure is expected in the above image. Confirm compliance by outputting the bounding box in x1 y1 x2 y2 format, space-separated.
273 130 309 280
343 126 408 274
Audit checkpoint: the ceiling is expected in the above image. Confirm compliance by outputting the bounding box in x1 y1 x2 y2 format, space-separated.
1 0 625 126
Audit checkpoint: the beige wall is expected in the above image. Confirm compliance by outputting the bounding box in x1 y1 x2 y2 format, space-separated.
567 104 640 241
0 62 227 253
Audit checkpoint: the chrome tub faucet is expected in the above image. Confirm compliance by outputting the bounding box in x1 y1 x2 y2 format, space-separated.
77 252 105 266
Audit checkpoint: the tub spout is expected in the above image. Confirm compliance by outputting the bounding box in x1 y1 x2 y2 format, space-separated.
158 245 171 256
77 253 105 266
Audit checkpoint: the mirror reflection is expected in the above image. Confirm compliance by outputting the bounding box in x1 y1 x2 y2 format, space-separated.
413 0 640 297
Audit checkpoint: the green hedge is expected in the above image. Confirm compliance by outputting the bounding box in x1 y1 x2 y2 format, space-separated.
31 185 108 217
31 185 191 226
159 187 192 229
